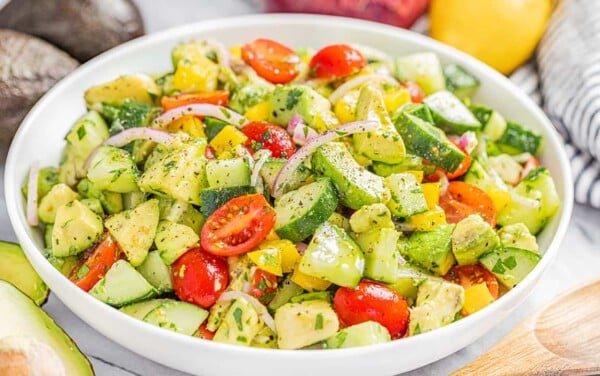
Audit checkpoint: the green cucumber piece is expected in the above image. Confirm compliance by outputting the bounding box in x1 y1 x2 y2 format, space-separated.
268 278 305 311
200 186 256 217
260 158 312 196
497 121 542 155
136 251 173 293
479 247 541 289
204 117 229 142
372 155 436 177
77 178 123 215
355 227 400 283
289 291 331 304
158 198 204 233
206 158 251 188
274 178 338 242
86 145 139 193
423 91 481 135
398 103 434 123
395 52 446 95
384 173 428 219
325 321 391 349
443 64 480 99
143 301 208 335
470 105 507 141
89 260 158 307
120 298 174 319
155 221 199 265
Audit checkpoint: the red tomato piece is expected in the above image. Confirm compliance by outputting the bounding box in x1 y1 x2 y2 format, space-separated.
444 264 500 300
70 235 121 292
197 323 216 340
333 280 410 337
308 44 367 79
172 247 229 309
201 194 276 257
519 156 540 183
241 38 300 84
161 91 230 111
204 145 216 160
440 181 497 227
250 269 278 305
242 122 296 158
445 142 472 180
402 80 425 103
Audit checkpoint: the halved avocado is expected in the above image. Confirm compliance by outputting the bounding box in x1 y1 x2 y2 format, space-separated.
0 241 48 305
0 280 94 375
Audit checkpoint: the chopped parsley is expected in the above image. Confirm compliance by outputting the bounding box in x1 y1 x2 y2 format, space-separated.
232 307 244 331
76 126 87 140
75 264 90 279
315 313 324 330
286 88 303 110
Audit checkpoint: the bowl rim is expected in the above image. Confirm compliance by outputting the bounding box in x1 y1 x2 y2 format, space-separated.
4 13 573 362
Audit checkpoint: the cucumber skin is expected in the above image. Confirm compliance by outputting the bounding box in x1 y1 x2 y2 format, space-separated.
497 121 542 155
479 247 541 289
200 186 256 217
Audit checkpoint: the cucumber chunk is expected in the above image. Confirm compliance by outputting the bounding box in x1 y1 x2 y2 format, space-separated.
479 247 541 289
497 121 542 155
325 321 391 349
120 299 174 320
136 251 173 293
155 221 199 265
268 279 304 311
423 91 481 135
443 64 480 99
355 227 400 283
260 158 312 196
144 301 208 335
395 52 446 95
89 260 158 307
384 173 428 219
86 145 139 193
470 105 507 141
206 158 251 188
200 186 256 218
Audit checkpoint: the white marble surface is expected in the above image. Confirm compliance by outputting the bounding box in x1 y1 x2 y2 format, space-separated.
1 0 599 375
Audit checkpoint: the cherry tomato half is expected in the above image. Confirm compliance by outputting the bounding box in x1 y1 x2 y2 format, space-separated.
439 181 497 227
172 247 229 309
242 122 296 158
161 91 230 111
197 322 216 340
445 142 472 180
402 80 425 103
70 235 121 292
333 280 410 337
241 38 300 84
201 194 276 257
250 268 278 305
444 264 499 300
309 44 367 79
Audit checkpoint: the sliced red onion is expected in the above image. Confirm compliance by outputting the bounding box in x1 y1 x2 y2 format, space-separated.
328 74 399 104
295 242 308 254
439 172 449 195
203 38 230 67
153 104 249 129
458 131 478 154
235 144 255 170
103 128 176 148
26 161 40 226
272 120 379 198
287 115 318 146
218 291 277 333
287 114 304 134
510 191 541 208
348 43 390 62
251 150 272 188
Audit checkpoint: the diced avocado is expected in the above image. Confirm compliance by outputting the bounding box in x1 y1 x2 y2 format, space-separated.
65 110 110 160
312 142 390 210
213 298 263 347
108 100 162 135
85 73 161 109
409 279 464 335
123 191 147 211
105 199 160 266
497 223 538 253
77 178 123 215
42 247 79 277
143 143 170 170
120 298 173 320
371 154 436 177
268 85 333 131
87 145 139 193
251 326 278 349
143 301 208 335
388 263 429 306
451 214 499 265
157 198 204 233
80 198 104 216
275 300 339 350
0 281 93 375
268 278 305 311
299 222 365 288
200 186 256 218
89 260 158 307
155 220 199 265
171 40 219 67
349 203 394 233
138 139 208 205
400 224 456 276
489 154 523 185
22 166 58 202
496 121 542 155
384 173 428 219
136 250 173 293
423 91 481 135
325 321 391 349
37 183 79 224
52 200 103 257
355 227 400 283
497 167 560 234
394 112 466 172
443 64 480 99
479 247 541 289
0 242 48 305
395 52 446 95
229 79 274 114
353 85 406 164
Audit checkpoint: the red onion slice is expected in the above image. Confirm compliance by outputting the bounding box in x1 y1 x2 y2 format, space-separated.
287 115 318 146
328 74 399 104
103 128 176 148
218 291 277 333
251 150 272 187
26 161 40 226
272 120 379 198
153 104 249 129
457 131 478 154
203 38 231 67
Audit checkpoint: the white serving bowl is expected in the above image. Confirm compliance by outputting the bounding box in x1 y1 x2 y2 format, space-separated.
5 14 573 376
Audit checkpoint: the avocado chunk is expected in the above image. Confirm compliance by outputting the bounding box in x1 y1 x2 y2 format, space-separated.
52 200 104 257
229 78 274 114
371 153 436 177
105 199 160 266
154 220 199 265
213 298 263 347
0 281 93 375
21 166 58 202
325 321 391 349
349 203 394 233
157 198 204 233
409 279 465 335
355 227 400 283
89 260 158 307
268 85 334 132
0 242 48 305
353 85 406 164
399 224 456 276
423 91 482 135
65 110 110 160
299 222 365 288
479 247 541 289
384 173 428 219
275 300 339 350
497 223 539 253
451 214 499 265
85 73 161 109
171 41 220 93
87 145 139 193
312 142 390 210
37 183 79 223
77 178 123 215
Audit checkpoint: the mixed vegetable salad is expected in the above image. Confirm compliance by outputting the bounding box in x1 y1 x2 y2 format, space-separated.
24 38 560 350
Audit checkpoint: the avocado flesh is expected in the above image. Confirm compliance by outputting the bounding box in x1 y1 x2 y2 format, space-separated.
0 241 48 305
0 280 94 375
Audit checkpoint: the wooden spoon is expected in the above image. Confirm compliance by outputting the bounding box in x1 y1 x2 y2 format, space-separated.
453 279 600 376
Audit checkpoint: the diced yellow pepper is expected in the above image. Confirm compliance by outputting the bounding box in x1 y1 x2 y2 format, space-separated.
421 182 441 210
290 263 331 291
248 247 282 276
487 187 511 212
408 206 446 231
209 125 248 157
334 90 360 124
244 101 271 122
462 283 495 316
383 87 411 113
172 55 220 93
254 239 301 275
166 115 206 139
265 230 280 241
229 45 242 59
405 170 424 183
314 111 340 133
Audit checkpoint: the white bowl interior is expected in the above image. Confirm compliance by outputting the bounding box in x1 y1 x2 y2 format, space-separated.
5 15 573 376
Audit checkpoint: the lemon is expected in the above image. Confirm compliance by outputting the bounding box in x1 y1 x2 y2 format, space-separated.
429 0 553 74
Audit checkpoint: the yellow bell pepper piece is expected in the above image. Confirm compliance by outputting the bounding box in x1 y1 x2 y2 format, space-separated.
405 170 424 183
244 101 271 122
209 125 248 157
334 90 360 124
173 55 220 93
487 187 511 212
462 283 495 316
265 230 280 241
248 247 282 276
383 87 411 113
249 239 301 276
229 45 242 59
421 182 441 210
166 115 206 139
314 111 339 133
408 206 446 231
290 264 331 291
